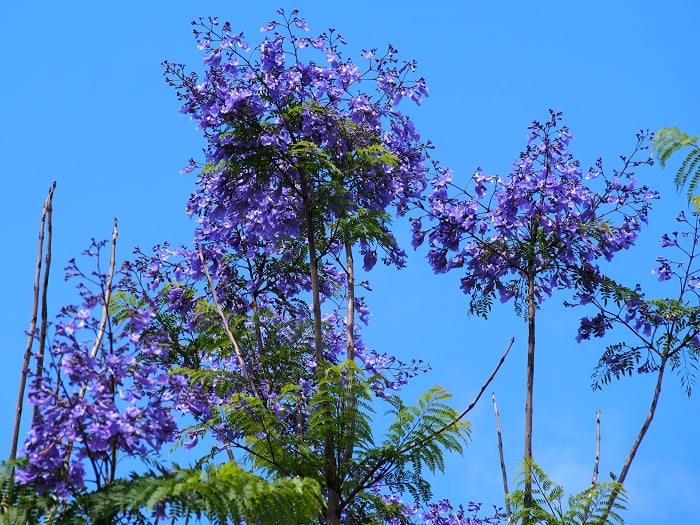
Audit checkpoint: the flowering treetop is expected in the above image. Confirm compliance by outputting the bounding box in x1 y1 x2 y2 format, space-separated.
165 10 432 273
413 110 658 315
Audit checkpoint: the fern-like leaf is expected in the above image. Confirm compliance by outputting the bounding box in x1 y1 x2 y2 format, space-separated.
653 127 700 207
509 459 626 525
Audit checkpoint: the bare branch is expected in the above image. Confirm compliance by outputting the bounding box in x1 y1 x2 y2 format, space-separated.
10 182 56 464
89 218 119 359
601 354 668 522
492 392 511 521
591 408 601 487
400 337 514 455
32 183 57 425
345 338 515 506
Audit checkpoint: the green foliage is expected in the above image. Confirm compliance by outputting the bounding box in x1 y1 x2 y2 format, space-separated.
371 385 470 503
509 460 626 525
86 463 323 525
592 342 645 391
584 273 700 395
653 127 700 208
1 459 322 525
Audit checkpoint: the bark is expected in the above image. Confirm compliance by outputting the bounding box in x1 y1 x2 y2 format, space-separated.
10 182 55 484
492 393 511 521
522 272 536 522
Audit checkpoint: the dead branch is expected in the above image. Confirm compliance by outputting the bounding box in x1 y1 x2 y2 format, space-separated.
492 392 511 521
591 408 601 487
10 182 56 468
399 337 515 455
89 218 118 358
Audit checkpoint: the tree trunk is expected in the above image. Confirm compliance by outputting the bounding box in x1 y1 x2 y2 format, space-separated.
523 272 536 523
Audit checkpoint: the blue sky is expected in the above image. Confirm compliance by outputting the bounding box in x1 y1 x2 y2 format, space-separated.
1 1 699 523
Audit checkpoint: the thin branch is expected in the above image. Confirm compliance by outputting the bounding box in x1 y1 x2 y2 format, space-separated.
89 218 119 359
69 220 119 484
399 337 514 455
10 181 56 470
344 240 355 362
591 408 601 487
32 183 57 425
341 239 357 467
345 338 515 507
600 354 668 522
492 392 511 521
197 246 261 400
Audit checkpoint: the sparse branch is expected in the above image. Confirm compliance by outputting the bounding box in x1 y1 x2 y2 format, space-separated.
601 354 668 523
345 338 514 507
579 408 602 524
69 220 119 485
591 408 601 487
10 182 56 473
344 240 355 362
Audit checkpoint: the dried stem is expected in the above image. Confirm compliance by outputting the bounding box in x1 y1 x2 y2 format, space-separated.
344 337 515 507
341 239 357 467
492 392 511 521
75 221 119 398
10 182 56 475
89 219 118 359
32 184 57 425
68 219 119 484
591 408 601 487
344 239 355 362
399 337 514 455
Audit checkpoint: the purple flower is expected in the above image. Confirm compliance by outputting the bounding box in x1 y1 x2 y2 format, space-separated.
416 112 657 318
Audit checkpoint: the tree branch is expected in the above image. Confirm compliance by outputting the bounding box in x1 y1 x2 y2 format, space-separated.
10 182 56 477
492 392 511 521
89 219 118 359
400 337 514 456
197 245 261 400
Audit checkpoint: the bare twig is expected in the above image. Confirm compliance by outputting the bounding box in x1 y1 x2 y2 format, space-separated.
492 392 511 521
10 182 56 471
344 337 515 507
591 409 601 486
197 246 260 399
32 183 57 425
341 239 357 467
89 218 119 359
344 239 355 362
69 219 119 484
399 337 514 455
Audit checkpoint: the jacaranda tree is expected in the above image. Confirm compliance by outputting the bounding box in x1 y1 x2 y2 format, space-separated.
6 9 691 525
412 111 657 521
574 209 700 523
7 10 506 525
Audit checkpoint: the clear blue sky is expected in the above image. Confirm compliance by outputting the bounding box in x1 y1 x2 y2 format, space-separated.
1 1 699 523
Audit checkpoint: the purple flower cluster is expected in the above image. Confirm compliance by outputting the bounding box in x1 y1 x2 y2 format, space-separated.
153 9 438 409
413 111 657 313
375 490 505 525
17 242 179 499
164 11 430 271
